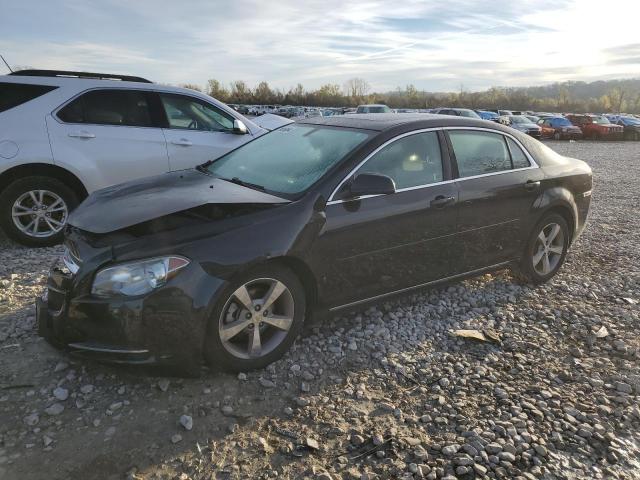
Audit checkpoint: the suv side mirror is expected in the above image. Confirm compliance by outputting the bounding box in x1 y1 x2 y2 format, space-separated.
349 173 396 198
233 119 248 135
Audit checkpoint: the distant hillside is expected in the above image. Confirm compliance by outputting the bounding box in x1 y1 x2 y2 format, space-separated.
518 79 640 103
198 76 640 113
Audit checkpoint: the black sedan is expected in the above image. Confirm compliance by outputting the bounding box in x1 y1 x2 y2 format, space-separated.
36 114 592 373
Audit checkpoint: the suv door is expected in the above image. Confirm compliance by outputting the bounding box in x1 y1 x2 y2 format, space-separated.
310 130 459 308
158 93 252 171
445 129 543 273
47 88 169 193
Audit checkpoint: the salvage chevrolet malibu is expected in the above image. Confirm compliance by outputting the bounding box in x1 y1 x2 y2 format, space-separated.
37 114 592 373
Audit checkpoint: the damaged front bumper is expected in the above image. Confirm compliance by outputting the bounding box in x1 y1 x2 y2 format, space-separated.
36 260 225 369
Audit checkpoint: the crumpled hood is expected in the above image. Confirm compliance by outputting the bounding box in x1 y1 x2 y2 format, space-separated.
69 169 289 234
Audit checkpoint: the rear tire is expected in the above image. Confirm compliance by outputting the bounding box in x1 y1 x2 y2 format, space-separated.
0 176 79 247
511 213 570 285
204 265 306 372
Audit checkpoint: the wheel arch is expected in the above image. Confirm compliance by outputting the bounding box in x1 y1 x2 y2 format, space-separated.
534 188 577 243
264 256 319 311
0 164 88 200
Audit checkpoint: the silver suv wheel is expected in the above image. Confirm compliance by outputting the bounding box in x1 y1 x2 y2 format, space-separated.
11 189 68 238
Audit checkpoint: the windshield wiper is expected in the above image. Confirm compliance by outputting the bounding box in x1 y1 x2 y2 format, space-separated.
225 177 266 191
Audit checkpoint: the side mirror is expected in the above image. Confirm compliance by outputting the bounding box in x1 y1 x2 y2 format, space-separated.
349 173 396 198
232 119 248 135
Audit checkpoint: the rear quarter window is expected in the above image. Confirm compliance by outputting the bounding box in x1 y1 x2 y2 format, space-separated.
0 82 58 113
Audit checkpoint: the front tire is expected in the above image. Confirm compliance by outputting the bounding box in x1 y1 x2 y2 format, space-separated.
204 265 306 372
0 176 79 247
512 213 570 284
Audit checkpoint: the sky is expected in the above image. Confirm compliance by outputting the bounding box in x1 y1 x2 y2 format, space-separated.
1 0 639 93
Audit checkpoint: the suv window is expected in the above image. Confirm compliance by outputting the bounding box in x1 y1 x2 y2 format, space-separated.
449 130 512 177
160 94 234 131
354 132 443 190
0 82 57 113
58 89 152 127
506 137 530 169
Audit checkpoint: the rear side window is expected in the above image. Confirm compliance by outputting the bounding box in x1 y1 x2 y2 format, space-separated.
57 89 152 127
449 130 512 177
506 137 531 169
0 82 57 113
355 132 443 189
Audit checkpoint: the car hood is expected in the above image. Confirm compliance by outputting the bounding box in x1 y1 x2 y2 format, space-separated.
68 169 290 234
250 113 293 131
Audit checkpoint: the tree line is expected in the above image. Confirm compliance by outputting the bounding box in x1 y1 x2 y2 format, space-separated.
180 77 640 113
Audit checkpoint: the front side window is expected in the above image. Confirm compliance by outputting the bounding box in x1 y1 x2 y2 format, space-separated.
449 130 512 177
160 94 234 131
353 132 443 190
57 89 152 127
0 82 58 113
207 124 371 196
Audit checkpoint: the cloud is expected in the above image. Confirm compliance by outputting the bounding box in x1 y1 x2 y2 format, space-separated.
1 0 639 92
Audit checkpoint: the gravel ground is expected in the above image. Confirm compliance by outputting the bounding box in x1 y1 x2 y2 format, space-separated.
0 140 639 480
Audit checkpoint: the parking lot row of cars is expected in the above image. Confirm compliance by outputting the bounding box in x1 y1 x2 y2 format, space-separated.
0 70 632 247
233 103 640 141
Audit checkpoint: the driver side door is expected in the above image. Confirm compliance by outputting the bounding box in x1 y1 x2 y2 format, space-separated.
158 93 253 170
310 130 459 308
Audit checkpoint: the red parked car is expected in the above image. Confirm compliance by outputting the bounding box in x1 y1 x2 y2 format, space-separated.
538 117 583 140
566 114 624 140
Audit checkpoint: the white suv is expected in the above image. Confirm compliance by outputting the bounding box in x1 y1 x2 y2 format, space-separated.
0 70 290 246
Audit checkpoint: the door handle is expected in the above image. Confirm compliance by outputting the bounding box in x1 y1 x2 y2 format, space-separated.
524 180 541 191
430 195 456 208
171 139 192 146
68 131 95 139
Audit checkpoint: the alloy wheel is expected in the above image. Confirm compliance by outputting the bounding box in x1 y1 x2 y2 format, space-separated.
532 222 565 276
218 278 295 360
11 190 68 238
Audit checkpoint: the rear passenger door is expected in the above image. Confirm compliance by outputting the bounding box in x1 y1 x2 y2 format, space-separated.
47 88 169 192
445 129 543 273
158 93 252 171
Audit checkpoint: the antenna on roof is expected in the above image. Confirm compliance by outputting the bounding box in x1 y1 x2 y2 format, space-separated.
0 55 13 73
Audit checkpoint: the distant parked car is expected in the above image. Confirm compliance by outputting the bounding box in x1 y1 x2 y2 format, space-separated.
524 115 540 124
538 117 583 140
566 114 624 140
607 115 640 140
476 110 500 122
355 104 393 114
504 115 542 138
0 69 292 245
498 110 514 116
431 108 481 119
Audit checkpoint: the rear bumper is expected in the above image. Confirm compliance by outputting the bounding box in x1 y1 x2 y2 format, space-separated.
36 265 225 368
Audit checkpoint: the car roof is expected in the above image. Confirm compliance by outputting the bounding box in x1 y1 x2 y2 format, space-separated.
298 113 510 132
2 73 202 96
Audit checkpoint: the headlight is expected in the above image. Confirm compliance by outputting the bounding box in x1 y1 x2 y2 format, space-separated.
91 256 189 297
